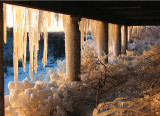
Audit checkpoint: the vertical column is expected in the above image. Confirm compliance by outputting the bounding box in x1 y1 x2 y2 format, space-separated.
65 15 80 82
121 25 127 54
97 21 108 63
128 26 133 43
113 24 121 57
0 2 4 115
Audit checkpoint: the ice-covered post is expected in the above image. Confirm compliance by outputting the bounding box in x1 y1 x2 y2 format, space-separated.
0 2 4 115
113 24 121 57
121 25 127 54
97 21 108 63
65 15 81 82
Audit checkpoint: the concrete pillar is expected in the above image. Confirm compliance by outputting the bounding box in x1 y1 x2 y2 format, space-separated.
128 26 133 43
97 21 108 63
0 2 4 115
113 24 121 57
65 16 80 82
121 25 127 54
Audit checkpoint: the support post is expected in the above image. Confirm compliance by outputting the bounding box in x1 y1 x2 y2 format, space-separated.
65 16 80 82
128 26 133 43
0 2 4 115
113 24 121 57
97 21 108 63
121 25 127 54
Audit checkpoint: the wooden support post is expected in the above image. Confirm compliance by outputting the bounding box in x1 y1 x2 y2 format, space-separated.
0 2 4 116
65 16 80 82
121 25 127 54
113 24 121 57
97 21 108 63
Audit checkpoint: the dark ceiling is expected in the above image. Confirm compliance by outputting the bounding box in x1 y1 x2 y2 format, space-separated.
4 1 160 26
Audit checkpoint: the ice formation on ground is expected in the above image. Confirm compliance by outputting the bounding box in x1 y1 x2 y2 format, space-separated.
5 59 73 116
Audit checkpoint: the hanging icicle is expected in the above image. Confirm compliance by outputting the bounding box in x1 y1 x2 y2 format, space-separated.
23 8 28 72
85 19 89 41
53 12 55 25
11 4 60 83
62 14 68 32
55 13 60 26
28 8 41 80
79 18 85 52
28 8 34 81
3 3 7 44
33 9 40 73
38 10 43 34
42 11 48 68
12 5 27 88
47 11 52 27
12 5 18 89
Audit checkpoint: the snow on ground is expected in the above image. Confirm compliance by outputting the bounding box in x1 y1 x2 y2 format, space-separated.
4 56 65 95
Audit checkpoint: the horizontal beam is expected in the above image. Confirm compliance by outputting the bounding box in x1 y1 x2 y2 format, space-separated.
127 19 160 26
4 1 160 26
5 1 130 25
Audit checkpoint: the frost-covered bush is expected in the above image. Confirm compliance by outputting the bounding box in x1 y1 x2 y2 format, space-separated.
131 26 160 40
5 77 74 116
57 59 66 74
5 58 73 116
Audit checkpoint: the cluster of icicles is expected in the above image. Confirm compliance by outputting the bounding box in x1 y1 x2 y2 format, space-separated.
3 4 97 88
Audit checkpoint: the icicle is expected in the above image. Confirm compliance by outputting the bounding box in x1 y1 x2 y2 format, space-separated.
28 8 40 79
42 11 48 67
90 19 98 42
12 5 49 82
85 19 89 41
55 13 59 26
12 5 26 88
79 18 84 52
88 19 90 33
12 5 18 89
53 12 55 25
47 11 52 27
23 8 28 72
34 9 39 73
90 20 99 48
3 3 7 44
90 19 94 40
28 8 34 81
62 14 66 32
38 10 43 33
